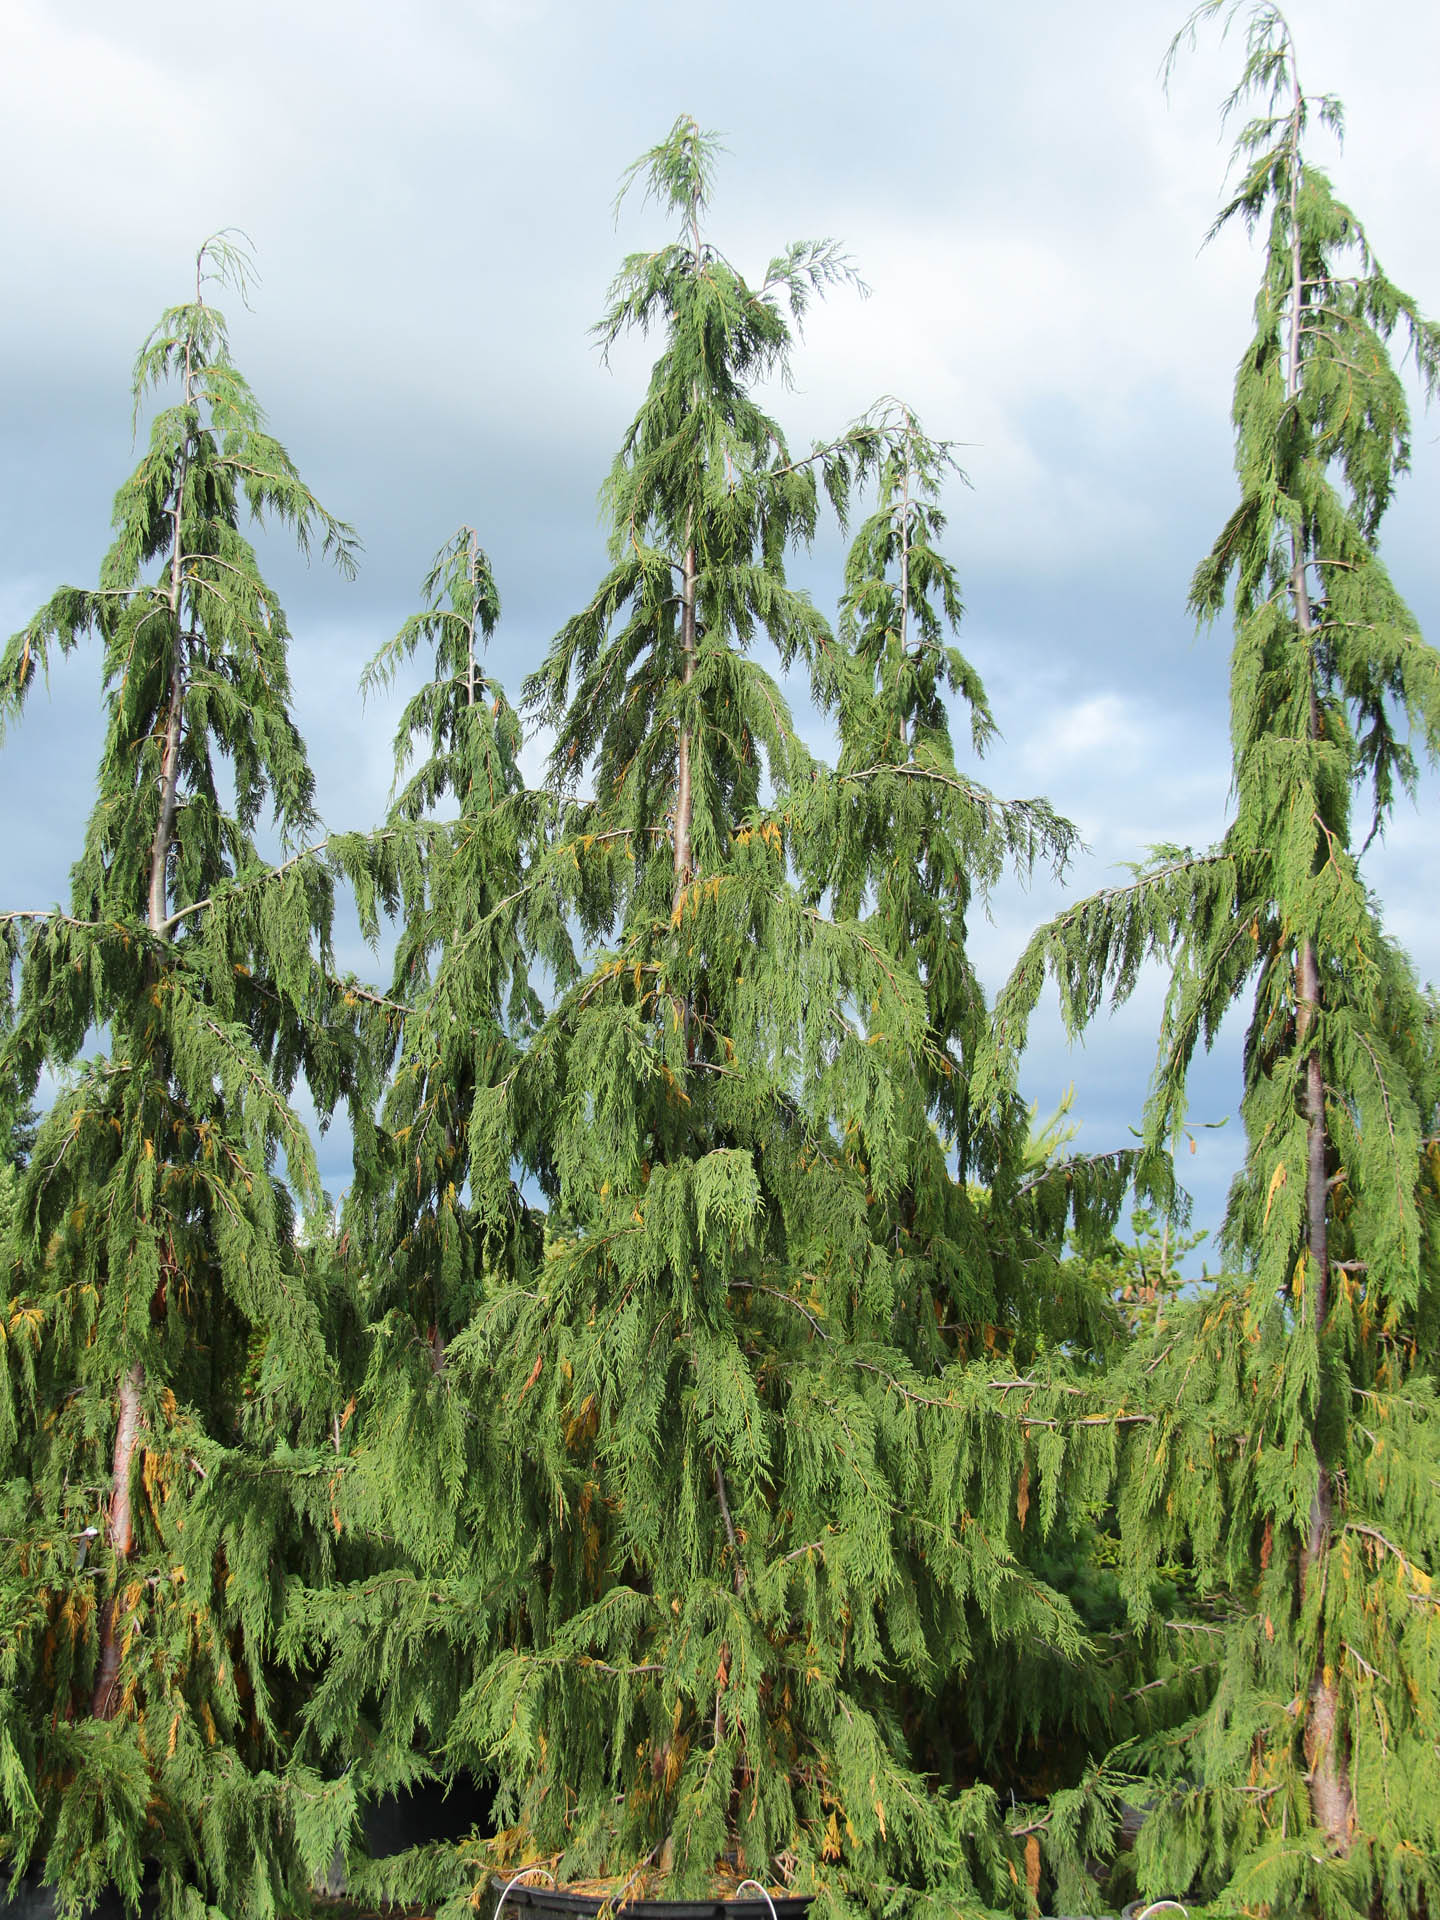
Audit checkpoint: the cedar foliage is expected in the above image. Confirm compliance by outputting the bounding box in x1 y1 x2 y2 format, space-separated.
0 239 368 1919
988 8 1440 1915
296 121 1142 1920
284 526 549 1824
3 27 1438 1920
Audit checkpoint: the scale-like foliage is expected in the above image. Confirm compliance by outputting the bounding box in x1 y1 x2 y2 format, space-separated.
802 401 1127 1347
0 239 366 1919
285 531 552 1815
301 121 1150 1920
987 11 1440 1913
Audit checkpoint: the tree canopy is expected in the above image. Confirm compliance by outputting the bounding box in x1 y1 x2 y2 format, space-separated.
2 29 1438 1920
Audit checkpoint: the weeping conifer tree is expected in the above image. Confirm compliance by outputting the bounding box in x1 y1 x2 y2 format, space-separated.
0 238 367 1918
989 10 1440 1914
306 120 1146 1920
353 525 540 1383
819 402 1127 1354
793 403 1143 1813
284 527 552 1819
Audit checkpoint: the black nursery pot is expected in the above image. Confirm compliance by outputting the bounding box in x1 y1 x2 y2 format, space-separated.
495 1881 811 1920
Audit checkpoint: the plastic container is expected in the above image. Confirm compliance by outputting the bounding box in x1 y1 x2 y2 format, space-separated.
494 1879 810 1920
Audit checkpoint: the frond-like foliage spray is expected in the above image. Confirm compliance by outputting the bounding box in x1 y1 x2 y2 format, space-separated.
310 122 1137 1919
991 11 1440 1913
0 238 366 1918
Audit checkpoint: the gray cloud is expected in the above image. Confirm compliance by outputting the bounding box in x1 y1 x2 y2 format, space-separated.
3 0 1438 1242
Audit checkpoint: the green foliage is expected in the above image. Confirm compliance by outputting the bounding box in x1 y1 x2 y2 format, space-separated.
989 11 1440 1914
285 528 549 1825
0 238 367 1919
6 48 1438 1920
294 120 1146 1919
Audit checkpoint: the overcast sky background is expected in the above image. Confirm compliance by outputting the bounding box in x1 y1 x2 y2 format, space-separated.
3 0 1438 1253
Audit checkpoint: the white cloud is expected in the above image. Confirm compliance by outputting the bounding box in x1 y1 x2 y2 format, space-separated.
1016 690 1144 770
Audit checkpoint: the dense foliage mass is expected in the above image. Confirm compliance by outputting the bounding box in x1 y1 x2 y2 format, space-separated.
0 240 369 1915
992 6 1440 1917
1 9 1437 1920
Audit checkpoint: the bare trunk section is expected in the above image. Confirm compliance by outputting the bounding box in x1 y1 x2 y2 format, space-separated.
1283 66 1353 1852
90 1362 144 1718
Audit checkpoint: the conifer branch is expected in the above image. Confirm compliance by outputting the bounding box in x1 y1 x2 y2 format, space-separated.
711 1458 747 1594
732 1283 1151 1428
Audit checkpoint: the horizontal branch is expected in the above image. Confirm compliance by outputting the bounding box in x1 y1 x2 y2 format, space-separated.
730 1283 1153 1427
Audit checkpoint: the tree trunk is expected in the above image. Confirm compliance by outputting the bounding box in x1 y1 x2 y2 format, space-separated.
1284 72 1353 1849
673 536 697 908
147 636 186 933
897 423 912 752
1296 929 1350 1841
466 528 479 709
90 1361 144 1717
95 346 193 1716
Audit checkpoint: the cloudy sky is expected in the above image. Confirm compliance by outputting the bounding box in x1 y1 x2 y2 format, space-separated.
3 0 1438 1250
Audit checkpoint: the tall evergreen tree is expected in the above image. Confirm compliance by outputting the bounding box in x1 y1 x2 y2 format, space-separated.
0 238 366 1918
819 401 1126 1360
811 405 1139 1805
354 524 539 1384
283 527 551 1833
304 121 1146 1920
988 10 1440 1913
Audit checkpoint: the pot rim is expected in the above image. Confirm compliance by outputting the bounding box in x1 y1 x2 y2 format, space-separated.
490 1876 811 1920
